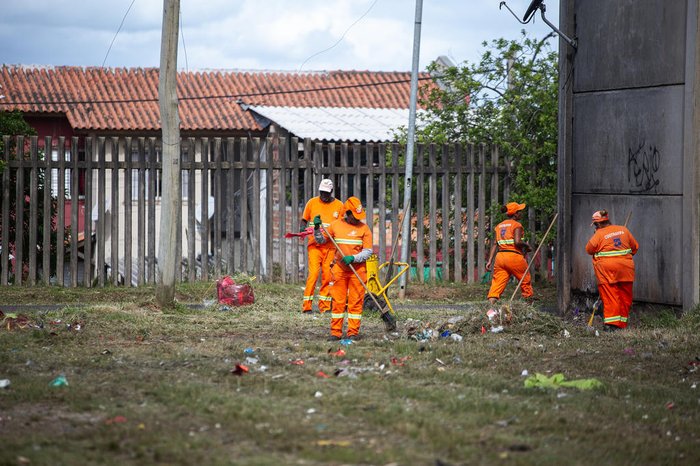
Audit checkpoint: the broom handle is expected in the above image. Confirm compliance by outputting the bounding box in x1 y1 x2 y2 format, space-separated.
508 213 558 304
320 224 388 315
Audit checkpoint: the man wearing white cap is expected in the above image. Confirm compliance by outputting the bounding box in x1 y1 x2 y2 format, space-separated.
299 179 344 314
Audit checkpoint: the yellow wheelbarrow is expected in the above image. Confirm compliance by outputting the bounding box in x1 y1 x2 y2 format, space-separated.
363 254 409 315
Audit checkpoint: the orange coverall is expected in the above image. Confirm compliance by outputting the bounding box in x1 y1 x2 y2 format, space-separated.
586 225 639 328
301 197 344 312
327 218 373 338
487 219 533 300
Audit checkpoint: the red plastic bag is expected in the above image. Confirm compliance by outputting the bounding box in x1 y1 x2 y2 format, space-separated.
216 276 255 306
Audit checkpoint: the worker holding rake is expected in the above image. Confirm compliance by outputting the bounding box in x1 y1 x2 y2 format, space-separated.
485 202 534 304
313 196 373 341
299 179 344 314
586 210 639 331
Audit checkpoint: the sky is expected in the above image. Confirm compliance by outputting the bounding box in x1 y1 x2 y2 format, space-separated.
0 0 560 72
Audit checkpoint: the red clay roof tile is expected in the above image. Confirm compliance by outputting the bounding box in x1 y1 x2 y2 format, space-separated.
0 65 429 132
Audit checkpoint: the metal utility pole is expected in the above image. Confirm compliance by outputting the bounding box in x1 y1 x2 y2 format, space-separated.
156 0 181 306
398 0 423 298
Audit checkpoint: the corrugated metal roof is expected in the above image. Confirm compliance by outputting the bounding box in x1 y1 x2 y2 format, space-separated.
0 65 433 133
248 105 424 142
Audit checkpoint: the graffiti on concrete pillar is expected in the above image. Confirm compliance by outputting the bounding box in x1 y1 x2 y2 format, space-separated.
627 141 660 193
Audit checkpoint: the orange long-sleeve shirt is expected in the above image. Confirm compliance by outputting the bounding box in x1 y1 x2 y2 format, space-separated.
327 218 373 272
302 197 344 246
586 224 639 284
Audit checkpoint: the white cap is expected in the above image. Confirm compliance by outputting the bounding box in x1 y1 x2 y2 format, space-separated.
318 179 333 192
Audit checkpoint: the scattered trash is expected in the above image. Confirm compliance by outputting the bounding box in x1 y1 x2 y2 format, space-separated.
666 402 675 410
563 329 570 338
314 391 323 398
105 416 127 425
623 348 635 355
230 364 249 376
487 309 498 322
521 369 529 377
316 371 330 378
0 379 10 389
203 299 216 307
244 357 259 365
216 275 255 306
101 349 112 355
412 329 438 342
391 356 410 366
330 349 346 357
244 348 255 355
481 326 486 334
490 326 504 333
450 333 463 342
435 358 446 366
316 439 351 447
339 339 353 346
524 373 603 390
306 408 316 414
290 359 305 365
49 375 68 387
440 330 452 338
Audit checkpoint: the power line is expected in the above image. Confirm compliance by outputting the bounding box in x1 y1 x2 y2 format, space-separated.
102 0 137 68
298 0 379 72
0 75 434 106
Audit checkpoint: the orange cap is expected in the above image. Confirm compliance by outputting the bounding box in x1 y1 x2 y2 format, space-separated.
506 202 526 216
591 210 608 225
344 196 366 220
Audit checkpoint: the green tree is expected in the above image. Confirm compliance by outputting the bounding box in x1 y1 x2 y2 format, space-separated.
418 31 558 219
0 111 60 282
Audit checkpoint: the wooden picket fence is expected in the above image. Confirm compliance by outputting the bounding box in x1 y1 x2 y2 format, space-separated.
0 135 554 287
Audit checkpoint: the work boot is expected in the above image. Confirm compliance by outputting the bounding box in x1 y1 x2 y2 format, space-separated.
347 334 362 341
327 335 341 341
603 324 621 333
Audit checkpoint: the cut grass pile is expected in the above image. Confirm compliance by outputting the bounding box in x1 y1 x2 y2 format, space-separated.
1 282 699 465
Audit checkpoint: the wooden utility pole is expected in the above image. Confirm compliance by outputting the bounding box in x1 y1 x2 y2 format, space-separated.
156 0 181 306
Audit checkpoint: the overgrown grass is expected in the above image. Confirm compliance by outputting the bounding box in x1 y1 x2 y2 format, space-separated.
1 282 699 465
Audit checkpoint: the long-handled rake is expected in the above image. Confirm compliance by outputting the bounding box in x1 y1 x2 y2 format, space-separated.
501 212 558 323
320 225 397 332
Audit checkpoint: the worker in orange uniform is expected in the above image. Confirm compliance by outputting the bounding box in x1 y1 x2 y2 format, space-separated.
313 196 373 341
485 202 533 304
300 179 344 314
585 210 639 331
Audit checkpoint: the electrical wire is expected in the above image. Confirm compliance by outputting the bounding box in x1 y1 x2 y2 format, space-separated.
0 75 434 106
298 0 379 72
102 0 137 68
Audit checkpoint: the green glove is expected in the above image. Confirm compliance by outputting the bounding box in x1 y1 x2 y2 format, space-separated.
342 255 354 265
313 215 322 228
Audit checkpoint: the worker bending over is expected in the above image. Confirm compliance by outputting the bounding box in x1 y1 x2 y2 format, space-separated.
586 210 639 331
